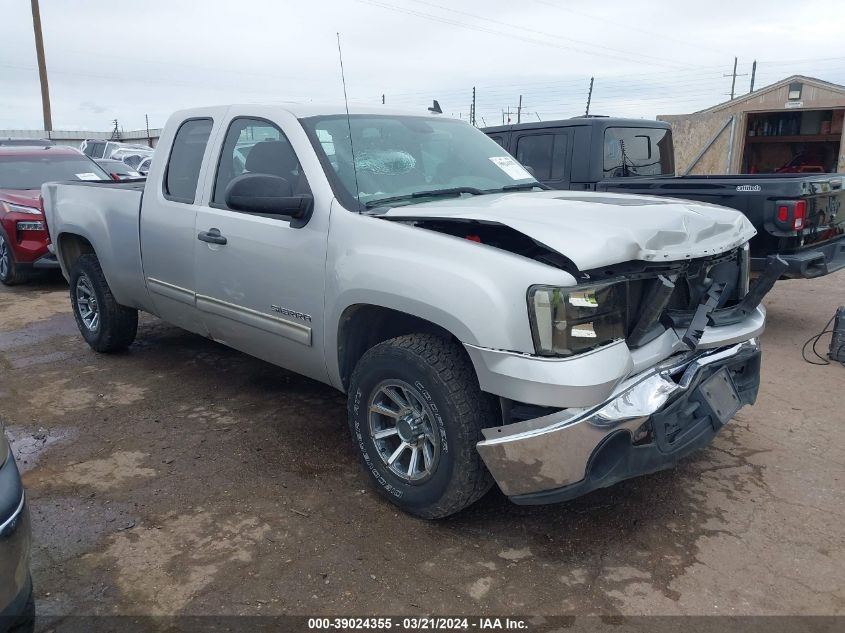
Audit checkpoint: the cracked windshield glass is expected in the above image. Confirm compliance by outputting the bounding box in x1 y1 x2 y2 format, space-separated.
302 115 538 208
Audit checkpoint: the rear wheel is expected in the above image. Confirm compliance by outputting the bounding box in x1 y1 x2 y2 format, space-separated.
69 254 138 352
348 333 495 519
0 227 30 286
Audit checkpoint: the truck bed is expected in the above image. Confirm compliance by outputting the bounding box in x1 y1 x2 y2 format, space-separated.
42 179 150 309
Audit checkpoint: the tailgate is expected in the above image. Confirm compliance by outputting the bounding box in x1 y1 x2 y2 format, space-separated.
800 179 844 247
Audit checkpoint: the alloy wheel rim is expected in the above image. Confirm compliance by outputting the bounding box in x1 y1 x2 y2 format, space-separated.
75 274 100 331
368 379 441 483
0 235 8 279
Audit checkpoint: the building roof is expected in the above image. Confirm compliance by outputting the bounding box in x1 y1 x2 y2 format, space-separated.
690 74 845 115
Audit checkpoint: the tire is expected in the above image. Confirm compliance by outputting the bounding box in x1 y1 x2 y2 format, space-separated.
0 227 30 286
9 589 34 633
69 253 138 352
348 333 495 519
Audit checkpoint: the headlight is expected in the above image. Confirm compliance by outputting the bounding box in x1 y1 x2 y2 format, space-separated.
1 201 41 215
528 282 628 356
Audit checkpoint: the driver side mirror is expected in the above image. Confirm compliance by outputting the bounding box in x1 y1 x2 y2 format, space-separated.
224 173 314 227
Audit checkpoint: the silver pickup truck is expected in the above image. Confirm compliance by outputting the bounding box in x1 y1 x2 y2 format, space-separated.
43 105 774 518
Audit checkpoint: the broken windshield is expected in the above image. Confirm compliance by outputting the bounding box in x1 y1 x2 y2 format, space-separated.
300 114 538 209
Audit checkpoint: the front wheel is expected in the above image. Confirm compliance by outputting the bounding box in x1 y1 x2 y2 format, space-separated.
348 334 495 519
69 254 138 352
0 227 29 286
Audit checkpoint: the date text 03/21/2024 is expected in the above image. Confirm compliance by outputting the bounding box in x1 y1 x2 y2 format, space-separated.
307 617 528 630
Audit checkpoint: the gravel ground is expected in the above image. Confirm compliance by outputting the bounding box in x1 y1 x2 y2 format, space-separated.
0 273 843 619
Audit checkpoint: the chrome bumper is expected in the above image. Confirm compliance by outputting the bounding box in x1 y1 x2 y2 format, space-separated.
476 338 761 500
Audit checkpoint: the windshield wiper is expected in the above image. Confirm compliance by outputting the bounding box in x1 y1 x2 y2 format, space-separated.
364 187 485 209
495 182 550 192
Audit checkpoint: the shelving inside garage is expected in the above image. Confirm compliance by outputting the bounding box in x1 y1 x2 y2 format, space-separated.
741 108 843 173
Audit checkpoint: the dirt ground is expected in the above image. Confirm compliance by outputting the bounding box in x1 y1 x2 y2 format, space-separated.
1 273 843 619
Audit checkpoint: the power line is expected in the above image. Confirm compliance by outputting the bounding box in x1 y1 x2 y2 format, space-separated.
401 0 688 69
528 0 726 55
356 0 692 69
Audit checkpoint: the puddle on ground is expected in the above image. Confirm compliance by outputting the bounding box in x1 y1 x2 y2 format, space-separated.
6 425 77 473
0 314 79 351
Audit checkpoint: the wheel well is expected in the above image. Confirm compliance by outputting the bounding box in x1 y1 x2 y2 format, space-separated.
337 304 460 390
57 233 95 272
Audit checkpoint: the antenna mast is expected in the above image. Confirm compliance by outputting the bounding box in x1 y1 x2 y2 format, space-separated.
336 32 361 210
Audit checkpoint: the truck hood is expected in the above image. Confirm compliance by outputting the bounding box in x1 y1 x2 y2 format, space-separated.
382 190 757 270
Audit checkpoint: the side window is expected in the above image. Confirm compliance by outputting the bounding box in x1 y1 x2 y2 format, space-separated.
551 133 569 181
163 118 213 204
213 117 309 207
86 142 105 158
516 134 553 180
602 127 674 177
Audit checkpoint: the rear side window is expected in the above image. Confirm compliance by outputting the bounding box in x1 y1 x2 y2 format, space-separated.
164 118 213 203
603 127 674 177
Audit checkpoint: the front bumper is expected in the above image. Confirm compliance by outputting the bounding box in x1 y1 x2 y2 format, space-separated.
29 253 59 270
752 236 845 279
476 338 761 502
0 450 32 623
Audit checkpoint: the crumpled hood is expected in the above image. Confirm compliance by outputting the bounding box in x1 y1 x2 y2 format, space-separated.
383 190 757 270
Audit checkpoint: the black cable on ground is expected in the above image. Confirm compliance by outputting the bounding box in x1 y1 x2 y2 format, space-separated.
801 314 845 367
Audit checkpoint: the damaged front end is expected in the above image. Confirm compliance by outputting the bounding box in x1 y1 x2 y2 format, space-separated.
470 247 782 503
476 338 761 503
527 242 783 360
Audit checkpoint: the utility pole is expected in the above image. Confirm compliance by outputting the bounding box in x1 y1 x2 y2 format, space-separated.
585 77 594 116
749 60 757 93
30 0 52 132
517 95 523 124
724 57 747 100
145 114 151 147
471 86 476 126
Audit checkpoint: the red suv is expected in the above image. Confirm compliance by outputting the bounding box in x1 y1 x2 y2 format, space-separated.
0 145 109 285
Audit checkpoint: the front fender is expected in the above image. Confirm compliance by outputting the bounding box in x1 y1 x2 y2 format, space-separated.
323 206 576 389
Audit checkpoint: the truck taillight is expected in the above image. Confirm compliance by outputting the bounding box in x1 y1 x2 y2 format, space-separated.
774 200 806 232
793 200 806 230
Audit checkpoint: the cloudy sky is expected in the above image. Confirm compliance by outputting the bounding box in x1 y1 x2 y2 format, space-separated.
2 0 844 132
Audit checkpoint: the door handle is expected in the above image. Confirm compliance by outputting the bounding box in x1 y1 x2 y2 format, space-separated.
198 228 227 245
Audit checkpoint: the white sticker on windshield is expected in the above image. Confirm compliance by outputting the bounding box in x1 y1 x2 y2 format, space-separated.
75 172 101 181
489 156 532 180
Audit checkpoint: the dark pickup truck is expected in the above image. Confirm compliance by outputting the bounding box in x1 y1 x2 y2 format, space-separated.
484 117 845 279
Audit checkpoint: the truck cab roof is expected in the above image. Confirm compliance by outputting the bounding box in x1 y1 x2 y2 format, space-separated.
482 117 671 135
169 103 447 121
